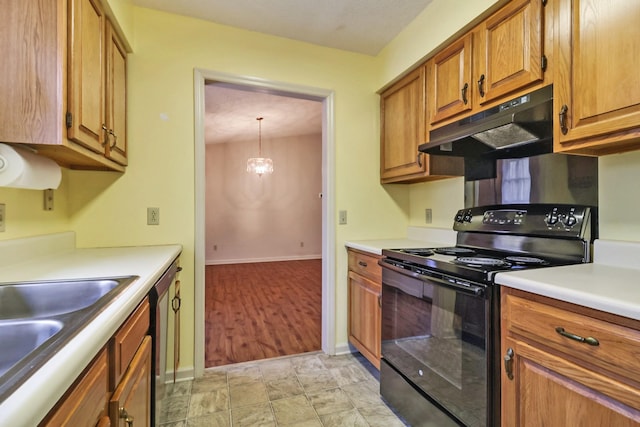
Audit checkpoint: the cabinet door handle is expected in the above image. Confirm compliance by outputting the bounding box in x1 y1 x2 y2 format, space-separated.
504 347 515 380
477 74 485 97
378 294 382 308
559 104 569 135
119 407 134 427
172 294 181 312
416 152 423 168
555 327 599 346
461 83 469 105
108 129 118 149
358 260 368 268
101 124 110 147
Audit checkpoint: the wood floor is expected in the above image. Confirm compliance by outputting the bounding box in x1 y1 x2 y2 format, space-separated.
205 259 322 367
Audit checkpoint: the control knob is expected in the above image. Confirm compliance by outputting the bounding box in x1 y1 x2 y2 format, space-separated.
563 214 577 227
545 211 559 226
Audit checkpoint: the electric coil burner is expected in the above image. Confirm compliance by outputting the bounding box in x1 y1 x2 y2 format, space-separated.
379 204 596 427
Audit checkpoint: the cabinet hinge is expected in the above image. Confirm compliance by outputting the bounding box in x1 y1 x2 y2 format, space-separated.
65 112 72 129
541 55 548 72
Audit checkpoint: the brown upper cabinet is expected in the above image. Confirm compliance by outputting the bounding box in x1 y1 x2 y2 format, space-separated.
0 0 128 171
553 0 640 155
427 0 547 127
380 68 463 184
426 34 474 125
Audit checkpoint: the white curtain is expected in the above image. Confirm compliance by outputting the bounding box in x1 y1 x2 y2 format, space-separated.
501 158 531 204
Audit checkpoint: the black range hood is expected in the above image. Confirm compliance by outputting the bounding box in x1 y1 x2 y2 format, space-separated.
419 85 554 159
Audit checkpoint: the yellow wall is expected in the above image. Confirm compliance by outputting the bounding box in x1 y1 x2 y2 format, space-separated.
0 172 71 240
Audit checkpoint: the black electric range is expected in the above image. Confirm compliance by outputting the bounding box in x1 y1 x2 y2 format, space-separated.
382 203 597 284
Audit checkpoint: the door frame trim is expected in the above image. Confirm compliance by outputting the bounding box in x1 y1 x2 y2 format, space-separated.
193 69 336 376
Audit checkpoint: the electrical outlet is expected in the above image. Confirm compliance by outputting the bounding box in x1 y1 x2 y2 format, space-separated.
425 208 433 224
0 204 5 232
339 210 347 225
147 207 160 225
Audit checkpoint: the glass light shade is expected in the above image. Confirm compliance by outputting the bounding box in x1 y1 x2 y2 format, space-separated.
246 157 274 176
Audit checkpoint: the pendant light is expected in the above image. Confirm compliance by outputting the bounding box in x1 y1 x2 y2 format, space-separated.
246 117 274 177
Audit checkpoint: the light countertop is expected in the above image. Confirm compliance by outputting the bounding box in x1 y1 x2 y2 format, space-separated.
345 227 456 255
495 239 640 321
0 232 182 427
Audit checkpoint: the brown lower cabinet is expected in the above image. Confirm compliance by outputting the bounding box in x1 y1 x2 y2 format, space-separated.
347 248 382 369
501 288 640 426
110 337 151 427
40 298 151 427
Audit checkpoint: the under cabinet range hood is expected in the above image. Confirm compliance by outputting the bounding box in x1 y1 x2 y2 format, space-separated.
419 85 554 159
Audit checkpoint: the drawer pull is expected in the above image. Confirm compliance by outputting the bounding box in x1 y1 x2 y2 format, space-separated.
358 260 368 268
504 347 515 380
555 327 600 346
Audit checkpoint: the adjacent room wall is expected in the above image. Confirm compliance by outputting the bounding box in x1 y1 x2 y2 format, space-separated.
205 134 322 264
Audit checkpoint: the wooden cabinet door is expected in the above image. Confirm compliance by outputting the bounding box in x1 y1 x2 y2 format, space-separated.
475 0 545 106
427 33 473 125
110 336 152 427
105 21 128 166
380 67 427 183
501 338 640 426
0 0 64 145
68 0 106 154
348 271 381 369
554 0 640 154
42 348 110 427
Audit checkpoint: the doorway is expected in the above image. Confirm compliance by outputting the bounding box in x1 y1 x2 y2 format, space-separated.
193 69 336 377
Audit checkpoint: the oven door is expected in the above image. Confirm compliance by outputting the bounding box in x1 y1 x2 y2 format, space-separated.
380 260 491 427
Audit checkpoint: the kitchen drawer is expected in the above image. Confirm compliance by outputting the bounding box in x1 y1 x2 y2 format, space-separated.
348 249 382 283
503 291 640 386
111 297 150 386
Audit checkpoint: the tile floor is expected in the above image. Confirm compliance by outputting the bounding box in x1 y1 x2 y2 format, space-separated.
158 351 409 426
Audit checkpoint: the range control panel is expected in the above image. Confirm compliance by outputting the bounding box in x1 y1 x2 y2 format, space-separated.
453 204 595 239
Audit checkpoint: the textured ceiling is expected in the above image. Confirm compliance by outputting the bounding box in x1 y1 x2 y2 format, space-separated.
131 0 433 55
205 84 323 145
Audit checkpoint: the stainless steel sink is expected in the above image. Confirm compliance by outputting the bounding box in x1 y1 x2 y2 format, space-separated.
0 319 63 377
0 279 121 319
0 276 138 402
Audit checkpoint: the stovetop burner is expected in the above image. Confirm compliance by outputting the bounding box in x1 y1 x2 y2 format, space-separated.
400 249 435 257
433 247 476 256
453 257 510 267
504 256 547 266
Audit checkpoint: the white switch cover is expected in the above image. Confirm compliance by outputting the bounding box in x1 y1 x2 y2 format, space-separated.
339 210 347 225
0 204 5 232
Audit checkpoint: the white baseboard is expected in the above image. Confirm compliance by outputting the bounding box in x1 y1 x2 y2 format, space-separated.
206 254 321 265
163 366 195 383
334 342 352 356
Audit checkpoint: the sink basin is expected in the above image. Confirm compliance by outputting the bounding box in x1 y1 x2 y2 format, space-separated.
0 319 63 377
0 275 138 402
0 279 121 319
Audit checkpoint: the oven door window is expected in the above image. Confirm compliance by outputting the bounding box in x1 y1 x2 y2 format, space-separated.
382 276 487 427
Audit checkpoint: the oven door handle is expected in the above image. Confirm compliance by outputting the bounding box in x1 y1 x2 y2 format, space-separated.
380 259 486 297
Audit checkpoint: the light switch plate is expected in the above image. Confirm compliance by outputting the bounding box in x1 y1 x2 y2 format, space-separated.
0 204 5 232
339 210 347 225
